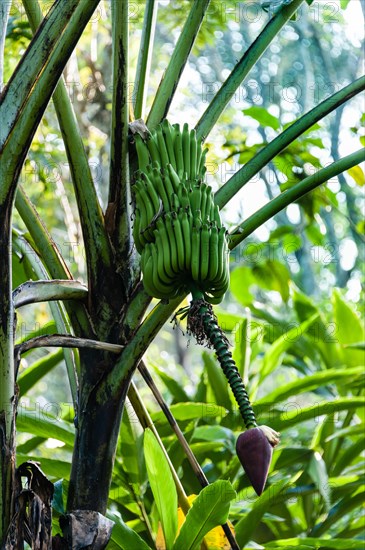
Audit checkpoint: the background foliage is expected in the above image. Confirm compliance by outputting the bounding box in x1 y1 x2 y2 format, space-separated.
3 0 365 548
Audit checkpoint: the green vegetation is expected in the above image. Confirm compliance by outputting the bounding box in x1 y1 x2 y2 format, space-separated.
0 0 364 548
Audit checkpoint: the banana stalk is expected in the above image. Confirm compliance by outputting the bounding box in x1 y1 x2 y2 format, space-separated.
131 119 279 496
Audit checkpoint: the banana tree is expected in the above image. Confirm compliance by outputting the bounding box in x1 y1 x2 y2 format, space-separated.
0 0 364 547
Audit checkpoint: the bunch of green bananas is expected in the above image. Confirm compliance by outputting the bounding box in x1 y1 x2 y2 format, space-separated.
132 120 230 304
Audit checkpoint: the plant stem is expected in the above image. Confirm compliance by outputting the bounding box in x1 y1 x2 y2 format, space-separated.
22 0 114 299
109 0 134 261
189 295 257 430
195 0 304 142
215 76 365 208
13 280 87 309
0 0 11 90
134 0 158 120
147 0 211 130
229 148 365 248
0 206 15 542
101 296 183 402
14 334 124 359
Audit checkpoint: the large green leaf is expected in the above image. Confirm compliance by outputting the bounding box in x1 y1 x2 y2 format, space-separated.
119 405 146 489
307 452 331 510
144 428 178 550
16 410 74 446
232 316 251 381
151 402 226 424
311 487 365 537
235 479 291 547
256 366 364 406
264 398 365 432
107 512 153 550
202 351 232 410
242 106 281 130
172 480 236 550
332 290 365 367
260 313 319 379
265 537 365 548
16 454 71 480
18 349 63 396
153 364 190 403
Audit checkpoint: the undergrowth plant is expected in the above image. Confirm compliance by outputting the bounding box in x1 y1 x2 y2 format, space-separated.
0 0 364 548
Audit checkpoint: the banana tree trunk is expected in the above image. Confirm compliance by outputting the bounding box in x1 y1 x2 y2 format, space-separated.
67 352 132 513
0 205 16 544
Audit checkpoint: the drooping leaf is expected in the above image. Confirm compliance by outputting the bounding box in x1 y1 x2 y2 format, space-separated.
151 402 226 425
265 537 365 548
18 349 64 396
108 512 153 550
52 479 67 515
235 479 290 547
264 398 365 432
119 403 146 489
203 351 232 410
153 364 190 403
333 290 365 367
260 313 319 379
172 480 236 550
307 451 331 510
256 366 364 406
16 410 74 446
144 428 178 550
347 165 365 186
17 455 71 480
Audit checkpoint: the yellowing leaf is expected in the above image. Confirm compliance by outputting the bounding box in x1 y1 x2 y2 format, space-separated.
347 165 365 186
156 494 235 550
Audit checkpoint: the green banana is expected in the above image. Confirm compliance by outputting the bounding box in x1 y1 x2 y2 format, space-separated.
135 180 155 239
205 186 213 221
191 225 201 282
190 128 197 179
177 184 190 211
132 206 144 253
146 135 161 165
162 120 177 167
182 123 190 179
152 167 170 212
134 134 150 172
164 213 179 274
167 163 181 193
171 193 180 212
141 245 157 298
173 124 184 178
196 135 203 178
156 124 170 168
161 172 175 209
198 147 208 179
133 120 230 304
142 172 161 214
156 217 175 279
200 184 208 221
200 222 210 281
190 184 202 215
179 209 192 271
151 241 175 299
154 231 174 285
172 211 185 272
208 223 219 281
213 203 222 228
